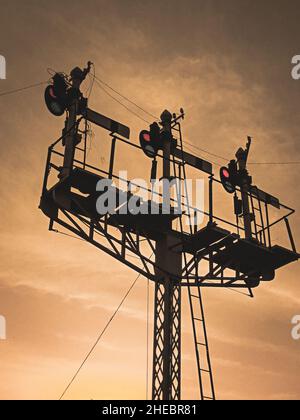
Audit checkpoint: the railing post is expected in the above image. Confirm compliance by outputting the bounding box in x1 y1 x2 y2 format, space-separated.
42 146 52 194
209 176 213 224
109 136 117 179
265 203 272 248
284 218 297 253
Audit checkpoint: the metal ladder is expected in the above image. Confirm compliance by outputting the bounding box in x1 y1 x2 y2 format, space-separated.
188 284 215 400
249 191 267 246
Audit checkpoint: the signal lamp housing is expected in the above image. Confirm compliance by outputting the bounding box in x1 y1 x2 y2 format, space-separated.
140 129 159 158
44 85 66 116
220 166 236 194
44 73 68 117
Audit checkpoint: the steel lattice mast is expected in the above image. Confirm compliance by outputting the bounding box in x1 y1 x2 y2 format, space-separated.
151 110 182 400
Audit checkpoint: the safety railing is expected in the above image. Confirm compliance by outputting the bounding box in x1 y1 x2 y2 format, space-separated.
41 123 297 255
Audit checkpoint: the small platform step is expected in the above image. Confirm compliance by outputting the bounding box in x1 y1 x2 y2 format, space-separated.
271 245 299 269
43 167 131 220
108 204 181 240
172 223 232 254
42 167 182 237
212 239 299 278
69 167 105 194
195 233 238 259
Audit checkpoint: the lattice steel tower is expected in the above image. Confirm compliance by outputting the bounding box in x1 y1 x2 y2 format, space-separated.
40 63 299 400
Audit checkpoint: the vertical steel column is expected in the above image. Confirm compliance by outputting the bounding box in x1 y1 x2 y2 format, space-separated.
152 280 181 400
60 86 80 179
152 110 182 400
60 63 92 180
240 181 252 239
236 138 252 240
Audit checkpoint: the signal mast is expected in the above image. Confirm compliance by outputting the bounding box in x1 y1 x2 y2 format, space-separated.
40 62 299 400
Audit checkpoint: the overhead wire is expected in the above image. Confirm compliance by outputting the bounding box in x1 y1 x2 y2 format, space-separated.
93 74 159 121
0 69 298 168
184 141 229 162
91 76 300 166
184 140 300 166
59 271 143 400
248 161 300 165
93 77 150 124
56 212 155 400
184 144 222 168
0 80 48 97
0 75 299 166
52 229 86 242
86 63 96 99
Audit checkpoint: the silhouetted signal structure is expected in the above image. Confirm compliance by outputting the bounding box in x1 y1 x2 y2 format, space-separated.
44 73 68 116
40 63 299 400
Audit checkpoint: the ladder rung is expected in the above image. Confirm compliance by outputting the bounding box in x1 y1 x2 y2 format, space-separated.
196 342 207 347
190 294 199 299
194 317 203 322
200 368 210 373
203 396 214 400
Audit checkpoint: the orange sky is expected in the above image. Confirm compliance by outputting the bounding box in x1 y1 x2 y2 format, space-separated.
0 0 300 400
